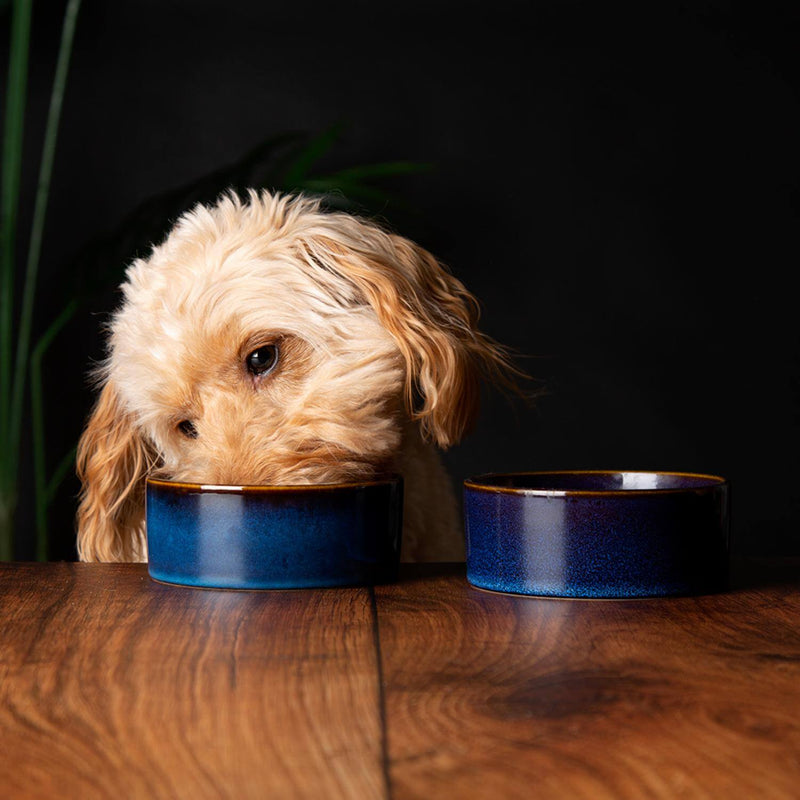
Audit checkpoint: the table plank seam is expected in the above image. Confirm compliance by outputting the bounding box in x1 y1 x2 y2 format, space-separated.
369 586 393 800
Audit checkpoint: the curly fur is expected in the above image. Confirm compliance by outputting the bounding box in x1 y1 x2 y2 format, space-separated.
76 190 519 562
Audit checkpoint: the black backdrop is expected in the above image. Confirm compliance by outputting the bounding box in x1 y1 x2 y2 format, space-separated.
6 1 800 560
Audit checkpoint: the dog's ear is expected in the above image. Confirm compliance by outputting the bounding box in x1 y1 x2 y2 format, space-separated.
302 220 522 448
76 380 151 561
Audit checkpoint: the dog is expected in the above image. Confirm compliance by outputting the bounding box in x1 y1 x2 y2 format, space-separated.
76 189 520 562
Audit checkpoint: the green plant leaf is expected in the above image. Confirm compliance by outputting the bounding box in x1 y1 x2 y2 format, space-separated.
281 122 345 188
325 161 435 182
31 299 77 561
1 0 33 498
45 445 78 508
0 0 33 559
9 0 82 485
298 178 396 206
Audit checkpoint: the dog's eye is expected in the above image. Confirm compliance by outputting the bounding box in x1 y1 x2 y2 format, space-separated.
177 420 198 439
246 344 278 376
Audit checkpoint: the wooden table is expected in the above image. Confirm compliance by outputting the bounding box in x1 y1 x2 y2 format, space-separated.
1 561 799 799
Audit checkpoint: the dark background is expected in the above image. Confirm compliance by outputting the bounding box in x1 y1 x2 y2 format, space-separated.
5 0 800 560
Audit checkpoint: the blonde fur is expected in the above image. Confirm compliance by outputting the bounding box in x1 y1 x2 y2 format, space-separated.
77 190 519 562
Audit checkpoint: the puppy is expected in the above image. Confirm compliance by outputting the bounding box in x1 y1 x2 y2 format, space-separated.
76 190 519 562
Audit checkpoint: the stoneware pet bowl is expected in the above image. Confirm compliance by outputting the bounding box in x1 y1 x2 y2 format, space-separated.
145 476 403 590
464 470 730 599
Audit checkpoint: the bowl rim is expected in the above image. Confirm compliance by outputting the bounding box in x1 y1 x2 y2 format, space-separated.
464 469 728 497
146 474 403 494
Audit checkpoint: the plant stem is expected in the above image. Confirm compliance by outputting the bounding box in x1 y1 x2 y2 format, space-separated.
0 0 33 561
0 0 33 489
0 489 14 561
31 299 77 561
9 0 82 480
46 445 78 507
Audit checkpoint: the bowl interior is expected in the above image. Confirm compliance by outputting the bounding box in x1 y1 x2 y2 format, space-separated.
466 470 726 493
145 475 402 495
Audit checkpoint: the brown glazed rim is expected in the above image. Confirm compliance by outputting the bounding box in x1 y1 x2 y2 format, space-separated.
146 474 402 495
464 470 728 497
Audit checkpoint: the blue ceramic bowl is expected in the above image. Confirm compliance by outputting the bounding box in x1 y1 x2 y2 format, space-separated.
145 476 403 589
464 471 729 598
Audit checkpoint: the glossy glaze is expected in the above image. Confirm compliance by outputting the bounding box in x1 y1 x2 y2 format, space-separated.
464 471 729 598
146 477 403 589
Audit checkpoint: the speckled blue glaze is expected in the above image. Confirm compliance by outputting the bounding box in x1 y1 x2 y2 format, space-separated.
146 477 403 589
464 471 729 598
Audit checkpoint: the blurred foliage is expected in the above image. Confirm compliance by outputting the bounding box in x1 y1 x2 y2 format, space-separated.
1 0 81 560
67 123 433 308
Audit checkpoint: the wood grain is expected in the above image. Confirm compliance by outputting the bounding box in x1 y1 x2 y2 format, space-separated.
376 565 800 800
3 561 800 799
0 563 387 800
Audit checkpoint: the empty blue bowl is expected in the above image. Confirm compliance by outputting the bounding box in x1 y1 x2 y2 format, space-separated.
464 471 729 598
145 476 403 589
